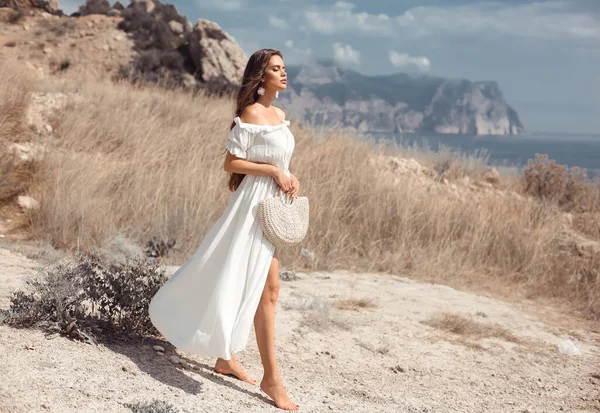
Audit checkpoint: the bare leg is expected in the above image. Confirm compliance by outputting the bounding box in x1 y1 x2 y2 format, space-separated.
214 353 256 384
254 248 299 410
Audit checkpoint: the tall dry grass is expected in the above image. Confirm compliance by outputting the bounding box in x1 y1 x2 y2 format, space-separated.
0 59 34 143
0 60 36 205
29 82 234 250
7 69 598 320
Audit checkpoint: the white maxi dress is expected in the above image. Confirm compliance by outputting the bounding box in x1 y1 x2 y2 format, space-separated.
148 116 294 361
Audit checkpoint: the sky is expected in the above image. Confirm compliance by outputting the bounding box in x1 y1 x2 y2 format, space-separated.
60 0 600 134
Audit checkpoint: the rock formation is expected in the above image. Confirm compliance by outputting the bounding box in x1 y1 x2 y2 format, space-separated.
279 60 525 136
0 0 60 14
188 19 247 86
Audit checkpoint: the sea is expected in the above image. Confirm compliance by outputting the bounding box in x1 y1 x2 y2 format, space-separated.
365 131 600 180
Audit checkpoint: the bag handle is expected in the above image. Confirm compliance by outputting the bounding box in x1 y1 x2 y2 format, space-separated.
276 187 296 205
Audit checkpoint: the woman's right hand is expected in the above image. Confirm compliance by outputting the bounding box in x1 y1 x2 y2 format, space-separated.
271 167 293 194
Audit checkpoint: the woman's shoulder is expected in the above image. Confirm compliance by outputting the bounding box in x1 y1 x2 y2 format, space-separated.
239 105 262 125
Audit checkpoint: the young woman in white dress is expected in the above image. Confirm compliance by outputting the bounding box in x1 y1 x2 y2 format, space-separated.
148 48 300 410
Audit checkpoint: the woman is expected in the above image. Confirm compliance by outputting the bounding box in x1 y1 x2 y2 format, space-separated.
148 48 300 411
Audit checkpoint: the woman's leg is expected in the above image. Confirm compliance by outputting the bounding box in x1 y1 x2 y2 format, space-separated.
254 248 299 411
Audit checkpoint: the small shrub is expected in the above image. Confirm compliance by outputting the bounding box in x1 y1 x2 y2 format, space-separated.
2 8 25 24
112 1 236 95
423 312 519 343
1 252 168 342
58 59 70 71
335 297 376 310
144 236 176 258
125 399 179 413
78 0 111 16
521 153 594 212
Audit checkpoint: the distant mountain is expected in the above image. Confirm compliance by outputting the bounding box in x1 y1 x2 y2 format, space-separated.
279 60 524 136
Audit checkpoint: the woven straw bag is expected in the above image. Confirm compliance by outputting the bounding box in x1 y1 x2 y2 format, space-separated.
258 190 309 248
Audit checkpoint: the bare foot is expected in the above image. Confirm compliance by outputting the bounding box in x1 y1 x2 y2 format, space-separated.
214 356 256 384
260 377 299 411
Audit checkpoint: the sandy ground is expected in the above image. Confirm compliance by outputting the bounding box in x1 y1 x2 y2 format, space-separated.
0 246 599 413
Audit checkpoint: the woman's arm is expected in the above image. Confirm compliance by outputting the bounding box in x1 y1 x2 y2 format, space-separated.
223 152 277 177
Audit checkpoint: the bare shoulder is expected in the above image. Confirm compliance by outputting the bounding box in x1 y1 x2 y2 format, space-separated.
240 105 262 124
273 106 286 121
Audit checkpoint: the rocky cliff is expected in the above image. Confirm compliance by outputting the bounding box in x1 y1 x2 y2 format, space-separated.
279 60 524 136
0 0 247 93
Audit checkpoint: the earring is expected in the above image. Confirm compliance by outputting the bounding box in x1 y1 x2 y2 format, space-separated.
257 86 265 96
275 91 279 98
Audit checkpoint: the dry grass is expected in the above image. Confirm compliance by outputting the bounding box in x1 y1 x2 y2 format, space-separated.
2 59 599 320
28 80 234 250
424 312 520 343
0 60 36 207
335 297 377 311
0 59 34 142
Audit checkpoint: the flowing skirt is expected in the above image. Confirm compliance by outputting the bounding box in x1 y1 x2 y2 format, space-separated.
148 173 280 360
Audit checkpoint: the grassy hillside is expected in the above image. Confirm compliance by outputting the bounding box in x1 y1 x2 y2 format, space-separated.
1 58 599 320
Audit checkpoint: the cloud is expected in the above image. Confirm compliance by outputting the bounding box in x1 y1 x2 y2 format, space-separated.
284 39 312 56
389 51 431 71
333 42 360 65
304 2 393 36
301 1 600 40
398 1 600 40
269 16 288 29
197 0 244 11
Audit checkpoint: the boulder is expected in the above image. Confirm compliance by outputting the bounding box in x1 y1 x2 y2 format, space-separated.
168 20 183 35
0 0 60 13
131 0 154 14
188 19 247 86
47 0 58 12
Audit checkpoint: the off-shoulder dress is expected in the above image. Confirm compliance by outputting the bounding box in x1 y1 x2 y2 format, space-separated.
148 116 295 360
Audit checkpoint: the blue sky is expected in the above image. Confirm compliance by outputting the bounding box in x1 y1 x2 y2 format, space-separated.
61 0 600 134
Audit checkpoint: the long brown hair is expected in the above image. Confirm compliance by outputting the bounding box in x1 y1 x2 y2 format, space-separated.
225 48 283 192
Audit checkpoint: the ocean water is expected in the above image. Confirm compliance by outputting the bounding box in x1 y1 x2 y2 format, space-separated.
366 131 600 180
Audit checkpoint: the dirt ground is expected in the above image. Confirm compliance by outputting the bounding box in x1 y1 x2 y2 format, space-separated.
0 245 599 413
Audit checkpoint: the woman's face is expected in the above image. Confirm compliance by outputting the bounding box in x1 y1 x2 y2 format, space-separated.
262 55 287 92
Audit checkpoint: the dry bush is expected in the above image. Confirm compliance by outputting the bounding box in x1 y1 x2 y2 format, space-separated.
0 8 25 24
521 153 597 213
115 1 196 90
335 297 376 311
1 252 168 342
424 312 519 343
78 0 111 15
125 399 179 413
